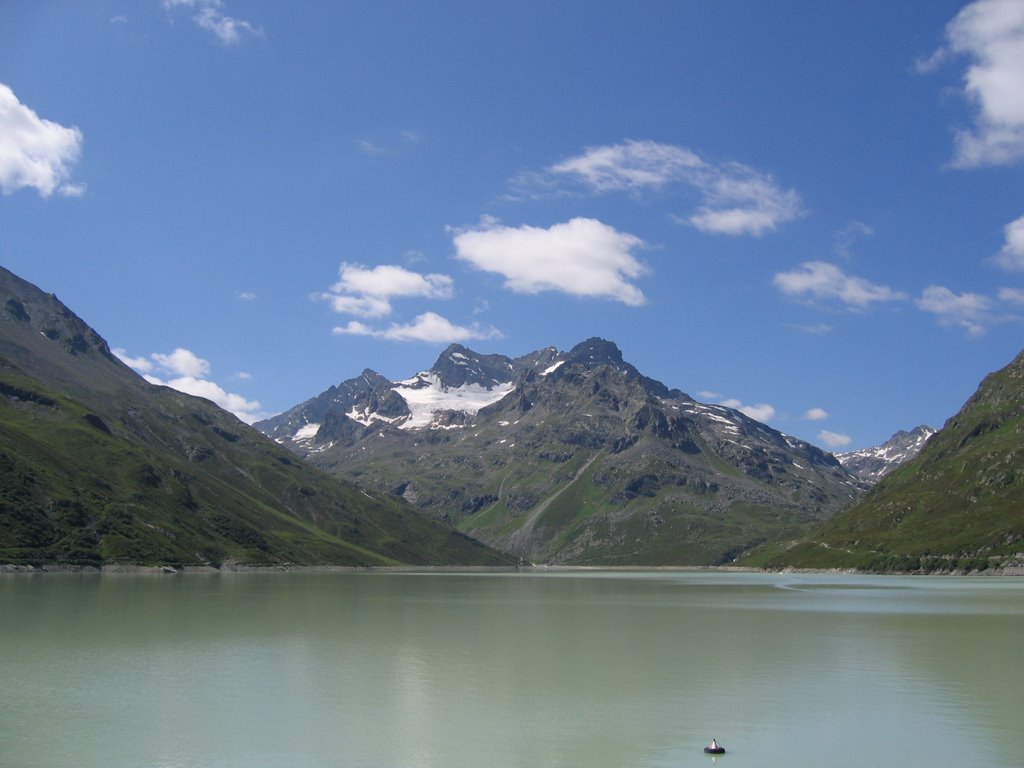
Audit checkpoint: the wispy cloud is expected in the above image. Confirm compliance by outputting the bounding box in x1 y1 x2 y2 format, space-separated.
818 430 852 449
922 0 1024 168
999 286 1024 304
357 130 421 157
516 139 803 237
773 261 906 309
833 221 874 260
162 0 263 45
451 216 648 305
916 285 994 337
803 407 830 421
113 346 263 422
332 312 502 343
0 83 84 198
319 263 454 318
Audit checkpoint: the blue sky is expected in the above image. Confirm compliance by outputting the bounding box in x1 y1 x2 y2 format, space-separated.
1 1 1022 451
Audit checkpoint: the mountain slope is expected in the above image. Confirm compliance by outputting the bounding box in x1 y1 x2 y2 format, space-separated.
0 267 510 568
767 348 1024 572
260 338 864 565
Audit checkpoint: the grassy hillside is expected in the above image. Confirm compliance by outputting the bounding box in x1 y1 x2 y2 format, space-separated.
758 348 1024 572
0 267 511 568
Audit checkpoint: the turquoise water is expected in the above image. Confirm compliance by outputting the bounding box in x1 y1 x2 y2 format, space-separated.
2 570 1022 767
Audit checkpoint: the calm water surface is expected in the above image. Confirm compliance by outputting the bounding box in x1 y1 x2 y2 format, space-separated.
1 570 1022 768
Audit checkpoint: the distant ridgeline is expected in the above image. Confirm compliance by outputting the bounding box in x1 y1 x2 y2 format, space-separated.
0 266 512 568
4 262 1018 572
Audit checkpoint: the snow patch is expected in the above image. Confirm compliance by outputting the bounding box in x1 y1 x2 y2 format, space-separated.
395 373 515 430
293 423 320 441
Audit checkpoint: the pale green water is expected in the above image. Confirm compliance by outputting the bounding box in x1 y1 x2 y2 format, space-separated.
2 571 1022 768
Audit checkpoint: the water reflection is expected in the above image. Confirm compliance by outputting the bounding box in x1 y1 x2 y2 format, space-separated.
1 571 1021 768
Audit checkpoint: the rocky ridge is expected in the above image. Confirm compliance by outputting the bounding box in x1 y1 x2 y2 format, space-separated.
258 338 866 565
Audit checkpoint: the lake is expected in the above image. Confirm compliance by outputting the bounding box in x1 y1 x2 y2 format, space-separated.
2 570 1022 768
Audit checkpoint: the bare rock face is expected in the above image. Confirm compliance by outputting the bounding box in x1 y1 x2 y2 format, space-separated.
258 337 865 566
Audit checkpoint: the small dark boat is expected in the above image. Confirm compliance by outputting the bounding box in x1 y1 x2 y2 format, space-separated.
704 746 726 754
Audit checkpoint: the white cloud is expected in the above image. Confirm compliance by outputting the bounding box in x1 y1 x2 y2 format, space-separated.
994 213 1024 270
157 375 263 423
332 312 502 343
916 285 994 336
818 430 852 449
803 407 830 421
320 263 455 318
773 261 906 308
236 291 257 301
357 139 387 156
0 83 84 198
720 398 776 423
999 286 1024 304
548 139 704 192
112 348 154 373
927 0 1024 167
685 161 804 236
528 140 802 237
151 347 211 378
162 0 262 45
119 346 263 422
452 217 648 305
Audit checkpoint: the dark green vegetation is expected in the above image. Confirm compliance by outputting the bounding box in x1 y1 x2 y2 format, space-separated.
0 267 511 568
266 340 863 565
760 348 1024 572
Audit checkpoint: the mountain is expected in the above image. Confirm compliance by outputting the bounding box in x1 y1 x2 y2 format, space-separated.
766 348 1024 572
257 338 864 565
836 425 936 484
0 267 511 568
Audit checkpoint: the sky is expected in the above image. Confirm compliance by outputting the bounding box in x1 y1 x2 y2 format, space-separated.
1 0 1023 451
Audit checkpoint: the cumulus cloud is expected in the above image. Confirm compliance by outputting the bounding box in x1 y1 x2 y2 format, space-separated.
521 140 802 237
0 83 84 197
452 217 648 305
803 407 830 421
924 0 1024 167
151 347 211 378
332 312 502 343
114 346 263 422
994 213 1024 270
773 261 907 308
720 398 777 423
916 285 995 336
112 349 154 373
162 0 263 45
818 430 852 449
319 263 455 318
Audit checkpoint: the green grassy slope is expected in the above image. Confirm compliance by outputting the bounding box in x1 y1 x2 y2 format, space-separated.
0 267 511 568
760 348 1024 572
